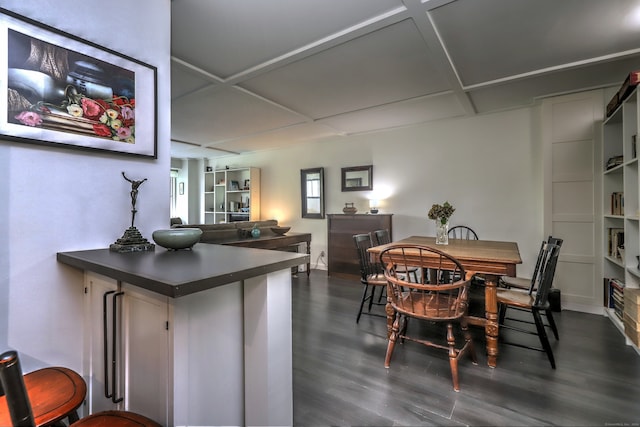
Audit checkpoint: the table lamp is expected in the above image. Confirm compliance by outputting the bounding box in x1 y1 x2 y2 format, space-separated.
369 199 379 214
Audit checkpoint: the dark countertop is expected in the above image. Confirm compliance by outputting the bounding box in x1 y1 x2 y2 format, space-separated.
57 243 310 298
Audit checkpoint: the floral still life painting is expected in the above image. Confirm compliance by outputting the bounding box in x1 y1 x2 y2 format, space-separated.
0 8 157 157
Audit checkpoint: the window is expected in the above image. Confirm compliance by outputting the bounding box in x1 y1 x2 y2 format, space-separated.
170 169 178 217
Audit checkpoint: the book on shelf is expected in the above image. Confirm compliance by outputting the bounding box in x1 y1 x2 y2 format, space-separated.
610 279 625 321
610 192 625 215
607 228 625 257
606 155 624 170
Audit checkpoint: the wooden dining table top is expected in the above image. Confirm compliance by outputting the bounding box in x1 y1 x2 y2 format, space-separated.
368 235 522 276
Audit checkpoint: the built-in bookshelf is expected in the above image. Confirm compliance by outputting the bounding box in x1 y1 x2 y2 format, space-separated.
602 85 640 354
203 167 260 224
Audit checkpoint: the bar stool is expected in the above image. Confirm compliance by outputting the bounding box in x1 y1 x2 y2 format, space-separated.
0 350 162 427
0 364 85 426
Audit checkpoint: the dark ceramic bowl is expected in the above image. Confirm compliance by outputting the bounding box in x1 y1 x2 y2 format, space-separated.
152 228 202 250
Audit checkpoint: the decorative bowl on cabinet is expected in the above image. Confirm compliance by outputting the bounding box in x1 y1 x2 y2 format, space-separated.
152 228 202 250
271 226 291 235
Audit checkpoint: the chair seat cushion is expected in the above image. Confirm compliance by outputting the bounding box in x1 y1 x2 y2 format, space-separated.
366 273 387 286
500 275 530 290
497 288 534 308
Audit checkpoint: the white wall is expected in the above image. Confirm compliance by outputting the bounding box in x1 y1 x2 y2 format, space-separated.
0 1 171 371
203 106 543 276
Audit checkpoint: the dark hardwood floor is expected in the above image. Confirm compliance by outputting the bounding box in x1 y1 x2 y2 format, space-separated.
292 270 640 426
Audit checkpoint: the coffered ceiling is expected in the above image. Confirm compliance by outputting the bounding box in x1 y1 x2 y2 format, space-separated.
170 0 640 159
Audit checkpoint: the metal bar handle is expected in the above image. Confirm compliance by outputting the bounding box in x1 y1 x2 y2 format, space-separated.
111 291 124 404
103 290 116 399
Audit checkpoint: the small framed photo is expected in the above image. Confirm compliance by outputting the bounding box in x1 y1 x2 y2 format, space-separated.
230 180 240 191
244 179 250 190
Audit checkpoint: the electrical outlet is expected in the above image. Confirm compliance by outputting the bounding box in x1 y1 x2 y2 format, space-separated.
320 250 326 258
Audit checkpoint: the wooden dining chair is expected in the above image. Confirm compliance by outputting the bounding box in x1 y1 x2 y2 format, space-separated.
500 236 563 292
448 225 479 240
379 244 477 392
445 225 482 286
499 236 563 340
372 229 419 282
0 350 162 427
353 233 388 323
496 242 561 368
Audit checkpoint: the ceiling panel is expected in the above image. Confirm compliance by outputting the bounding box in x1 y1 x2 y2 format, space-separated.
240 19 451 119
320 92 465 134
171 86 306 144
468 56 640 113
171 0 404 77
431 0 640 86
170 0 640 159
208 123 341 155
171 63 217 100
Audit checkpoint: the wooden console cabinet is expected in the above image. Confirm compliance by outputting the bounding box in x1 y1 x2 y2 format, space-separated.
327 214 393 281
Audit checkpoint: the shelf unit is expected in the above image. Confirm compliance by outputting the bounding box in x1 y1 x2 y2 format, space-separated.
203 167 260 224
602 87 640 354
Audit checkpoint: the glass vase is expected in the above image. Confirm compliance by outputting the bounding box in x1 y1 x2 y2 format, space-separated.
435 219 449 245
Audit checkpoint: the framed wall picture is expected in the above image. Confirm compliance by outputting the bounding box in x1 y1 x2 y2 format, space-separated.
341 165 373 191
0 8 158 158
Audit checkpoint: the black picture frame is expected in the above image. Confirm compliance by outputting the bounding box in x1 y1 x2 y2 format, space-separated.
341 165 373 192
0 8 157 158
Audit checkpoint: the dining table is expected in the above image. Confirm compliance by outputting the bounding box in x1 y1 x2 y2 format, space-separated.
368 235 522 368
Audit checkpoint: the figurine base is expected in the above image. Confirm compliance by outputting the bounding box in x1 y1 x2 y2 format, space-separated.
110 226 155 253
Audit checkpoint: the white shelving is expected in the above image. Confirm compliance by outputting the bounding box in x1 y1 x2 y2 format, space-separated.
602 86 640 353
203 167 260 224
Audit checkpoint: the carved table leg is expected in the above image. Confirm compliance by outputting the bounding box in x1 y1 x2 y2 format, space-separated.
484 274 499 368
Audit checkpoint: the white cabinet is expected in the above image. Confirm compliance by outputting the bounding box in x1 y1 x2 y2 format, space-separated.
602 86 640 352
204 167 260 224
83 272 171 425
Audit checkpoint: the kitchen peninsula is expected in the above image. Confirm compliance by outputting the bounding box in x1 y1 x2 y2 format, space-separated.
57 243 309 426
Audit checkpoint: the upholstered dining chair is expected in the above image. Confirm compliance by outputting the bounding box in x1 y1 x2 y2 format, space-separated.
379 244 477 392
0 350 162 427
496 242 561 368
353 233 387 323
372 229 419 282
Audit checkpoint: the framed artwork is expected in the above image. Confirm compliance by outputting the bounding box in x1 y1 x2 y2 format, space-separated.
230 180 240 191
341 165 373 191
0 8 157 158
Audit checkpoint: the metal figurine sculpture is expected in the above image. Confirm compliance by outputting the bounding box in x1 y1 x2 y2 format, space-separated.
122 171 148 228
110 172 155 252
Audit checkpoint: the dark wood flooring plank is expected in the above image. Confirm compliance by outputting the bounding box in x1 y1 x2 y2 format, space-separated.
292 271 640 426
